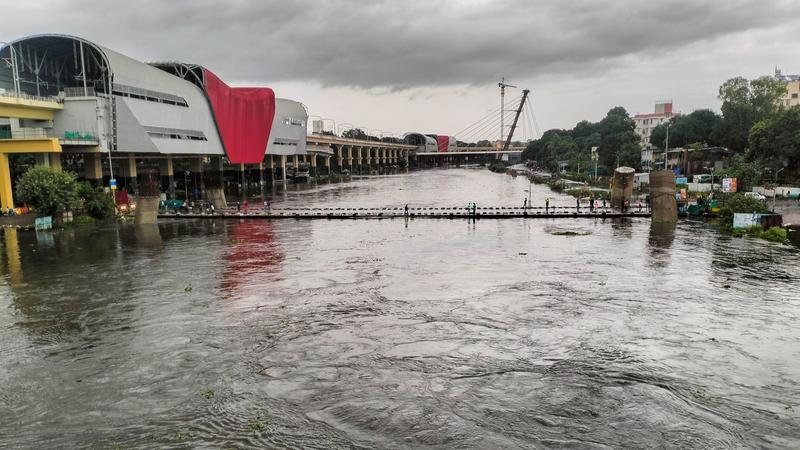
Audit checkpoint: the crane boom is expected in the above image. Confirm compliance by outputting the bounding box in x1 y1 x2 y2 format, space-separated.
501 89 530 153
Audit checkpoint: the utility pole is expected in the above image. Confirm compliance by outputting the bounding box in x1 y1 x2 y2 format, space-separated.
498 78 517 144
664 123 670 170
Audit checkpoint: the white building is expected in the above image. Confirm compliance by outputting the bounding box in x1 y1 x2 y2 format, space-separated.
633 101 678 148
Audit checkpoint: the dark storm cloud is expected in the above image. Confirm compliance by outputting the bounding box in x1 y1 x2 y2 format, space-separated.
5 0 797 89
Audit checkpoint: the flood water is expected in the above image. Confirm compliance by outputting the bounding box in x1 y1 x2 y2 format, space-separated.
1 168 799 449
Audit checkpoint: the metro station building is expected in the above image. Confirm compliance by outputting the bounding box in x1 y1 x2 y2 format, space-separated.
0 34 312 209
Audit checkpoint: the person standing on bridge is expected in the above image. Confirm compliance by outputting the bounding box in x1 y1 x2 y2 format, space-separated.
576 197 581 213
404 204 409 216
243 200 249 214
589 195 594 213
523 198 527 209
545 198 549 213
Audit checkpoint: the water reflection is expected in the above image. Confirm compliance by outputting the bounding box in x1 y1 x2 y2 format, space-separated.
221 219 284 297
134 224 163 248
647 221 676 268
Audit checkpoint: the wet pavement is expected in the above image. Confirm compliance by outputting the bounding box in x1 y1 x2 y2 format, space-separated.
1 168 799 448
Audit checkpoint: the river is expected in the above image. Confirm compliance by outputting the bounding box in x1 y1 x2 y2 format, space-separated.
1 168 799 448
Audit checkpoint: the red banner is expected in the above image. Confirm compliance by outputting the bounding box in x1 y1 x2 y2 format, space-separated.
202 69 276 164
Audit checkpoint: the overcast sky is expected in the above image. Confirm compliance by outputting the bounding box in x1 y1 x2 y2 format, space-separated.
5 0 800 141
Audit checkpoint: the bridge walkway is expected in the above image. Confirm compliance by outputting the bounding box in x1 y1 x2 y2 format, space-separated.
158 205 651 220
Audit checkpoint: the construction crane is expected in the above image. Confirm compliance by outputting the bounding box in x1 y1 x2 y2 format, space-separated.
498 77 517 142
501 89 530 153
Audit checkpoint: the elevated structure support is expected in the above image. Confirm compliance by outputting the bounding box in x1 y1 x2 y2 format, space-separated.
0 153 12 210
84 153 103 186
161 156 175 198
120 155 138 194
279 155 287 182
265 155 274 183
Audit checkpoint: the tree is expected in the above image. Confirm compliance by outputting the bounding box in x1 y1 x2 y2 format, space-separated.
748 106 800 175
15 166 80 216
649 109 723 149
597 107 638 168
713 154 763 191
76 182 116 219
341 128 368 140
617 142 642 170
717 75 787 152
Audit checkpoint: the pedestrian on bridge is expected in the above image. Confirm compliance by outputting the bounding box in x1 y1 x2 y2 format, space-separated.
523 198 527 209
545 198 549 213
243 200 249 214
576 197 581 213
404 204 409 216
589 196 595 213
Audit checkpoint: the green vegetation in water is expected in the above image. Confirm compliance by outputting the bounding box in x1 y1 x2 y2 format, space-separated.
546 227 592 236
731 225 788 243
487 161 509 173
15 166 80 217
200 389 214 399
248 414 269 433
172 431 194 440
184 285 193 293
717 193 769 230
15 167 117 220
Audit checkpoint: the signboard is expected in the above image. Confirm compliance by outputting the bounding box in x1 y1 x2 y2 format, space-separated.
675 177 688 185
34 216 53 231
109 178 117 190
733 213 762 229
722 177 737 193
590 146 599 161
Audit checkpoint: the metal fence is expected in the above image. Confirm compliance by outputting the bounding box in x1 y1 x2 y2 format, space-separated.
64 87 96 98
0 89 63 104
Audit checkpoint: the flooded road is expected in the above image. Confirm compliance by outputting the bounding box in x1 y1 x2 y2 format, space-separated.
1 168 799 448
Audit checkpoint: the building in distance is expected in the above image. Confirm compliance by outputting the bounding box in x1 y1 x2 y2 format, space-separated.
774 68 800 107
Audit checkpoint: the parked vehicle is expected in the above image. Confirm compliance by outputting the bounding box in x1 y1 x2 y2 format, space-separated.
745 192 767 202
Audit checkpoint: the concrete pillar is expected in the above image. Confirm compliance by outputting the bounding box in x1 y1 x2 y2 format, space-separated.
310 153 317 177
190 157 204 198
120 155 138 194
160 156 175 199
280 155 287 181
84 153 103 186
0 153 13 209
355 146 363 174
239 163 247 199
265 155 275 183
346 145 353 171
258 162 265 199
50 153 62 171
650 170 678 223
611 167 635 210
325 156 331 175
293 155 299 172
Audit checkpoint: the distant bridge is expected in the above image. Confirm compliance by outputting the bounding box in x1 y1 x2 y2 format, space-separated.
415 147 524 156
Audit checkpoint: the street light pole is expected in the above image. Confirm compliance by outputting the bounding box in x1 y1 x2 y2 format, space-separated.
664 123 670 170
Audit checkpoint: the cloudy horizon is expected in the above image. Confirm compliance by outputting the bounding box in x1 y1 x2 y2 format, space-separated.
4 0 800 140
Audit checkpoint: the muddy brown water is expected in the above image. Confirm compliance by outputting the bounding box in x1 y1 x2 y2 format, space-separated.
1 168 799 448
